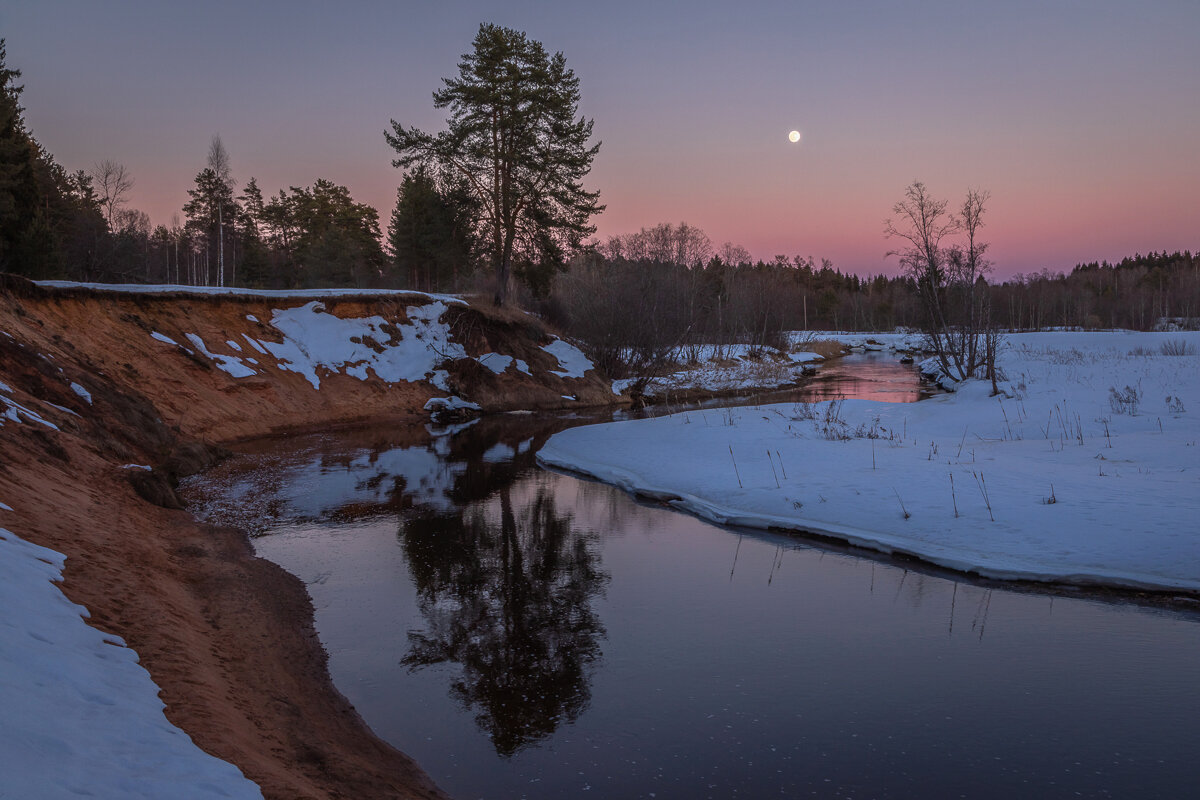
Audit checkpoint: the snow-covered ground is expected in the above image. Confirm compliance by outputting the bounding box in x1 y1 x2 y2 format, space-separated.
789 330 926 352
612 343 825 397
34 280 464 303
0 523 262 798
143 299 595 405
540 332 1200 593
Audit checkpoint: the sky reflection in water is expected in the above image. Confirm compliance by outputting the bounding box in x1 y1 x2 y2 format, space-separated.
193 357 1200 799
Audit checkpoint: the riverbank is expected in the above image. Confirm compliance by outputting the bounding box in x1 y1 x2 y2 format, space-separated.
540 331 1200 595
0 278 613 798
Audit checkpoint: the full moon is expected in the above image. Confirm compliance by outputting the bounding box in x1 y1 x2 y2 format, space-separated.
788 130 801 143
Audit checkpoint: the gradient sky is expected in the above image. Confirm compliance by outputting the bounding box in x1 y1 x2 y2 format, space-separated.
5 0 1198 277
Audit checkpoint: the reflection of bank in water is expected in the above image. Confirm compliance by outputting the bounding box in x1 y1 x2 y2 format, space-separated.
188 357 1200 800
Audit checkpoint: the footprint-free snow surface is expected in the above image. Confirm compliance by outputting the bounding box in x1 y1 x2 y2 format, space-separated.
539 332 1200 593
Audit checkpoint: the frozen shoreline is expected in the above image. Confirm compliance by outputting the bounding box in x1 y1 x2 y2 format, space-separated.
0 526 263 799
539 332 1200 595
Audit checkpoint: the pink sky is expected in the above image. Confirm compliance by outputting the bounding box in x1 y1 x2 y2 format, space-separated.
7 1 1197 278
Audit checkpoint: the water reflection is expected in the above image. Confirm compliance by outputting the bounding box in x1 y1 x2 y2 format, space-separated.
185 357 1200 798
401 487 607 756
187 414 612 756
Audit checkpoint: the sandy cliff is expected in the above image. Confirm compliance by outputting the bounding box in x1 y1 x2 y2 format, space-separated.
0 277 614 799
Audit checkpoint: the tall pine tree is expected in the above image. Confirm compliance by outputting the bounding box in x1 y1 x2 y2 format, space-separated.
386 24 603 304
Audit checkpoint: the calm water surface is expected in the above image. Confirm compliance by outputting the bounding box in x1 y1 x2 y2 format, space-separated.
192 356 1200 799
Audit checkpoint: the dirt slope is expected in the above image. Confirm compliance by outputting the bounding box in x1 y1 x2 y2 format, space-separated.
0 278 616 799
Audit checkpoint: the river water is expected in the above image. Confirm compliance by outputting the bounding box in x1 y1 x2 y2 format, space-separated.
190 355 1200 799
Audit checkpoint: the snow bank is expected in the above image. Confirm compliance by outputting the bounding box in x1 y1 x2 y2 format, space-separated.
158 300 469 391
424 396 482 415
614 345 822 398
0 525 262 798
265 300 467 389
539 332 1200 593
35 281 465 306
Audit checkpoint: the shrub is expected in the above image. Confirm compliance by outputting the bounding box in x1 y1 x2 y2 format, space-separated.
1108 384 1142 415
1159 339 1196 356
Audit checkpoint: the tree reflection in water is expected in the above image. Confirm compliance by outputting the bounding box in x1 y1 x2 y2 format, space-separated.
400 483 608 756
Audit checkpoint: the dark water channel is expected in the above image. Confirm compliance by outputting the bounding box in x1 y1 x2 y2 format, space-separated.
191 355 1200 799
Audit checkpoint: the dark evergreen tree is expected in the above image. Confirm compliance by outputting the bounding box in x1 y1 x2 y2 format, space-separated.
0 39 51 277
387 166 476 292
274 179 385 288
386 23 603 304
236 177 271 287
182 167 239 285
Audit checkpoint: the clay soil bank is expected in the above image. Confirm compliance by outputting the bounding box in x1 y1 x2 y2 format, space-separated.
0 280 617 799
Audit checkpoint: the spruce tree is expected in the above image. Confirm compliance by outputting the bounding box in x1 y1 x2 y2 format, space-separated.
388 166 476 292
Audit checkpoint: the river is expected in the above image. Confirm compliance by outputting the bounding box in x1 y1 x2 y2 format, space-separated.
188 354 1200 799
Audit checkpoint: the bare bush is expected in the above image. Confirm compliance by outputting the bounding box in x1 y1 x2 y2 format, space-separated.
1108 384 1142 415
553 256 694 386
885 182 1003 391
1159 339 1196 356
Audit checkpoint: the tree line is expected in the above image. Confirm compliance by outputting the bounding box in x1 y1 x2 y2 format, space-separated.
3 32 1195 357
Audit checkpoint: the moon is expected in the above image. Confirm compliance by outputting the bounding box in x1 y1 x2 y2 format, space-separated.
788 130 801 143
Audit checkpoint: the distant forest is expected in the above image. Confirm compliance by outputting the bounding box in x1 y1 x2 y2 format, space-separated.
2 39 1196 340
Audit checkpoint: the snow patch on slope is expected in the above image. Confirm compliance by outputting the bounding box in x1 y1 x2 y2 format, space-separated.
260 300 465 390
0 526 262 799
183 334 258 378
542 337 593 378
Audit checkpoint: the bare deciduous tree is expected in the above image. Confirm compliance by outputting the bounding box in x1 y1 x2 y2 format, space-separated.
885 181 1002 390
91 159 133 228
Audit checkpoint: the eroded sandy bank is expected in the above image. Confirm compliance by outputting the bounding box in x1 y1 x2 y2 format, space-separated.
0 280 616 798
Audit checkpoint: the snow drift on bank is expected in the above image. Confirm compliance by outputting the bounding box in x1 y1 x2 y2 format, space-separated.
539 332 1200 593
0 524 262 798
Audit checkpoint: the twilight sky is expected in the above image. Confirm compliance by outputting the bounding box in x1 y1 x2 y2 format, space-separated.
5 0 1198 277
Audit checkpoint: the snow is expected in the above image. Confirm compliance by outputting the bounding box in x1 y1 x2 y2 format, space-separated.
1 385 60 430
476 352 529 375
35 280 467 306
260 300 465 390
789 330 926 352
539 332 1200 594
183 334 258 379
69 382 93 404
477 353 514 374
241 335 269 355
0 525 262 799
0 502 12 511
46 402 80 417
150 332 180 346
614 345 821 398
424 396 483 414
542 337 594 378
